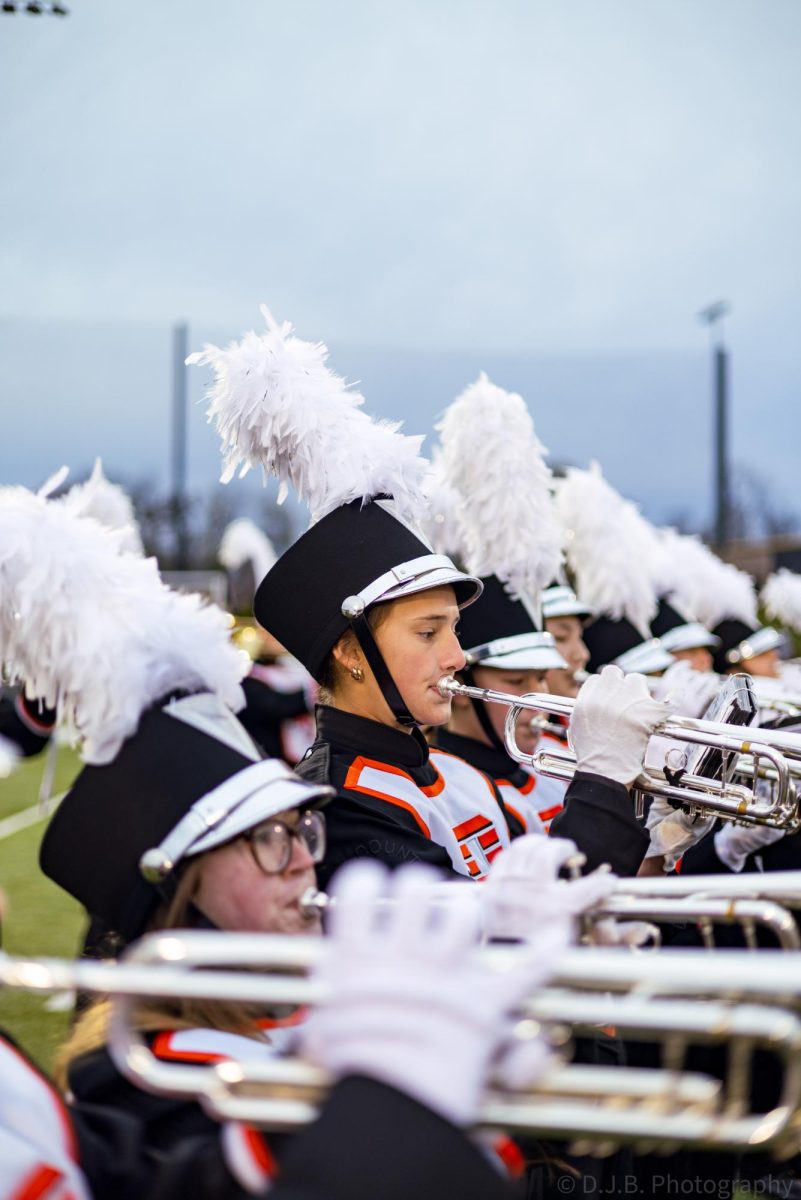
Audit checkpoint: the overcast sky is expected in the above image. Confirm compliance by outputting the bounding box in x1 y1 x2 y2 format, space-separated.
2 0 800 530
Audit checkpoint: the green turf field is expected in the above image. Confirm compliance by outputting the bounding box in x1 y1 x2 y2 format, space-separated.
0 745 85 1071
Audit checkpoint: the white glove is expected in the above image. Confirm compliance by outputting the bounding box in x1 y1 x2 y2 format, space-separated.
570 665 671 785
645 794 716 867
301 860 569 1127
482 835 616 941
713 822 785 873
590 918 660 948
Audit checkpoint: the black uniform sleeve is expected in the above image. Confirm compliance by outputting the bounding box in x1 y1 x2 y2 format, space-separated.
272 1075 521 1200
680 824 801 875
549 771 649 876
72 1102 255 1200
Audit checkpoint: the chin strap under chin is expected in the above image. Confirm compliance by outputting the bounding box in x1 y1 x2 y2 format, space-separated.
461 666 507 753
347 611 419 728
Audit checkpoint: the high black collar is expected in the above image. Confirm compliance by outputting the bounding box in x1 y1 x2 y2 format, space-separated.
434 728 527 783
314 704 430 770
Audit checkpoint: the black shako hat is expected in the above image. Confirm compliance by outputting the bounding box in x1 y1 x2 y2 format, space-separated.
453 574 566 754
254 499 481 721
651 598 720 656
456 575 566 671
40 695 332 943
583 615 675 676
711 618 784 675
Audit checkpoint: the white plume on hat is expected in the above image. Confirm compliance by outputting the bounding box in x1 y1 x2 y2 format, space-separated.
188 307 429 527
435 372 563 608
658 528 757 629
59 459 144 556
0 486 248 765
419 446 466 560
554 463 657 638
218 517 277 587
762 569 801 633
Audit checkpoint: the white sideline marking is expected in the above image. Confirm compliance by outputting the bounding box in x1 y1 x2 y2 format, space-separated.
0 794 65 841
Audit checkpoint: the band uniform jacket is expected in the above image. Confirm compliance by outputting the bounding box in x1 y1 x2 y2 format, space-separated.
297 706 649 887
432 727 650 879
521 716 571 831
62 1031 523 1199
296 705 524 888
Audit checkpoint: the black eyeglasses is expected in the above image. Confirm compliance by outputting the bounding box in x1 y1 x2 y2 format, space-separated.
243 810 326 876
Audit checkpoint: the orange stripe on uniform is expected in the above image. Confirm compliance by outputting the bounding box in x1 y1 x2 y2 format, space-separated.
151 1032 227 1064
244 1127 277 1176
344 756 432 838
496 775 536 796
10 1166 62 1200
452 813 490 839
493 1136 526 1179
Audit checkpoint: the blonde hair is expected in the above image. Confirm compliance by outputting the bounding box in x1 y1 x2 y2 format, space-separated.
55 855 267 1091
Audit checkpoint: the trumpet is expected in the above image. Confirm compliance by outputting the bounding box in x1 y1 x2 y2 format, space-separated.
299 885 801 951
4 932 801 1154
436 675 801 831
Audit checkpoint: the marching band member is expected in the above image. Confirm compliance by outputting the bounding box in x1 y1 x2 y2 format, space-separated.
192 314 667 883
542 583 594 699
0 860 575 1200
428 373 569 834
0 481 328 1184
649 597 720 674
536 583 596 828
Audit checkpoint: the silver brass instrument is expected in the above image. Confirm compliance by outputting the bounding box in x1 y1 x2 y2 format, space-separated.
437 675 801 831
5 932 801 1154
300 885 801 952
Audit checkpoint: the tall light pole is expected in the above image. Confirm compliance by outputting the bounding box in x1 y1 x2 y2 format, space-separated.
698 301 731 548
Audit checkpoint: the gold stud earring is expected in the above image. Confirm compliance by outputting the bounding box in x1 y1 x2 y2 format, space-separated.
350 666 365 682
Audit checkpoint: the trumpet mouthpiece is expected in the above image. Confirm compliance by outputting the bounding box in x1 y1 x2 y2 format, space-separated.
437 676 459 697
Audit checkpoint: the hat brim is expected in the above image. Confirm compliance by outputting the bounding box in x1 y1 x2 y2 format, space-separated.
543 598 595 620
480 647 568 671
660 623 720 653
186 777 332 858
375 564 482 610
614 639 675 676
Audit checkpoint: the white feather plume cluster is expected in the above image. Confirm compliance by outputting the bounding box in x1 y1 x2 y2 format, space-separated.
657 528 757 629
189 307 429 526
762 569 801 632
419 447 465 559
218 518 277 586
435 373 563 604
59 459 143 556
0 486 248 765
553 464 657 637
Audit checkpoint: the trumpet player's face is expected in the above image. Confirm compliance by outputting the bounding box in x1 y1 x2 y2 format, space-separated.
545 616 589 698
741 649 781 679
334 586 466 729
671 646 714 673
449 664 549 753
193 809 322 937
